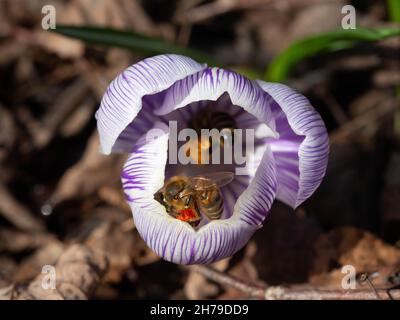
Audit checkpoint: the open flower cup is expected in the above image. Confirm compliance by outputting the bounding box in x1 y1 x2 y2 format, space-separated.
96 54 329 264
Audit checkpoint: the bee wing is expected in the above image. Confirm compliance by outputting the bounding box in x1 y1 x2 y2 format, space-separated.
188 172 234 190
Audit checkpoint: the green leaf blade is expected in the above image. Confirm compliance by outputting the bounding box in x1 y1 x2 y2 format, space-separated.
265 27 400 83
52 25 220 66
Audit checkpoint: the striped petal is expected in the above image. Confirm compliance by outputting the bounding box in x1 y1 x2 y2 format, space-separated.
234 146 277 226
131 206 256 264
257 81 329 208
154 67 278 137
121 122 170 206
121 124 276 264
96 54 206 154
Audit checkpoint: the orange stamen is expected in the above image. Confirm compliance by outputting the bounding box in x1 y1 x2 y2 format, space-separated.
177 209 197 221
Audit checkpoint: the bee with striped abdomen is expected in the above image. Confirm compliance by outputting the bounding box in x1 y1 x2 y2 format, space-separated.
154 172 234 227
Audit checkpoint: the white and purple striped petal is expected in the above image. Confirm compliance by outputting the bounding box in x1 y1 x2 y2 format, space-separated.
257 81 329 208
131 205 256 264
96 54 206 154
154 67 278 137
234 146 277 226
121 125 262 264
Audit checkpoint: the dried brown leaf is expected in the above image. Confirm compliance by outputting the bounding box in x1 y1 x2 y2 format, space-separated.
310 226 400 289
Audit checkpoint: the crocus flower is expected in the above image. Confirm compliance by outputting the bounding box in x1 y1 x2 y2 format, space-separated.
96 54 329 264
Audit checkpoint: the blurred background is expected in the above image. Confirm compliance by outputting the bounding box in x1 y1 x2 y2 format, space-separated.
0 0 399 299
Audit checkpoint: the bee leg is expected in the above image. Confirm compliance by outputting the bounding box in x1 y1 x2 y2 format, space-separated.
184 195 192 207
201 191 208 200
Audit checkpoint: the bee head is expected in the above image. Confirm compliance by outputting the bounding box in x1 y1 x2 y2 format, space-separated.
164 179 186 202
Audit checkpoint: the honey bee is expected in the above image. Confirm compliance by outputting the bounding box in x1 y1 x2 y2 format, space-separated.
185 106 237 164
154 172 234 227
189 107 237 148
190 105 236 131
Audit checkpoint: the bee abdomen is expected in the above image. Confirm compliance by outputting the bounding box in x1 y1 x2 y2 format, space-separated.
210 112 236 132
189 108 236 133
198 190 224 220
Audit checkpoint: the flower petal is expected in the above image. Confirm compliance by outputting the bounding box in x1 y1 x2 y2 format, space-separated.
131 205 256 264
121 123 275 264
154 67 278 136
96 54 206 154
233 145 277 226
257 81 329 208
121 122 169 207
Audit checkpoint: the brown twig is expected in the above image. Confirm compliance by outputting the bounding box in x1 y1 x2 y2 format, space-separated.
191 265 400 300
191 265 266 298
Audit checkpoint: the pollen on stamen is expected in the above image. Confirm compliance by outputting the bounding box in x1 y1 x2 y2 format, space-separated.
177 208 197 222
